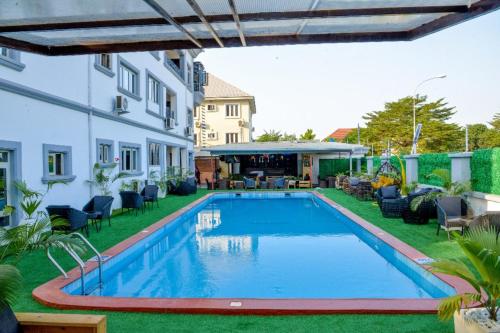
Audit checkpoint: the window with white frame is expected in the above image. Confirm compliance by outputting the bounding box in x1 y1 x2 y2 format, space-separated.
148 76 160 104
207 104 216 112
119 62 139 96
98 53 112 70
120 147 139 172
187 108 193 127
186 64 192 86
98 144 111 164
165 91 177 122
225 104 239 118
48 152 65 176
225 133 239 144
0 47 24 71
207 132 218 140
148 143 161 166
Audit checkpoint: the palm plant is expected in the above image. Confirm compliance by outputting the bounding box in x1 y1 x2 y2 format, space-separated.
0 216 84 310
430 226 500 322
14 180 67 220
410 168 471 212
88 163 128 196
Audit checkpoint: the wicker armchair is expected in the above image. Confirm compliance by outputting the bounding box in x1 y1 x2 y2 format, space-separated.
375 186 406 218
469 211 500 240
435 196 469 240
401 188 440 225
355 181 373 200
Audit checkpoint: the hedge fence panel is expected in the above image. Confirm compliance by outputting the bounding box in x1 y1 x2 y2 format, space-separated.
418 153 451 187
319 159 350 179
471 148 500 195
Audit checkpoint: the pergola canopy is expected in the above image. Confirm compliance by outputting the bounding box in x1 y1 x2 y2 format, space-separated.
0 0 498 55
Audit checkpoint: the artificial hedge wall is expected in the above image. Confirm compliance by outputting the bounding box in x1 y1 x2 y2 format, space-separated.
319 159 350 179
373 157 381 171
471 148 500 195
418 153 451 187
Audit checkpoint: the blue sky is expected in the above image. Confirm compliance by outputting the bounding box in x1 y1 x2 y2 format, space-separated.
198 10 500 139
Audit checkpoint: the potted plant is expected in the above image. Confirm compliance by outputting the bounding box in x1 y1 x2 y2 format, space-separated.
87 163 128 197
0 216 84 332
148 170 167 198
429 226 499 333
14 180 66 225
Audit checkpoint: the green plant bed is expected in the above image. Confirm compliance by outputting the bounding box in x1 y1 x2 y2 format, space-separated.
471 148 500 195
11 189 457 333
418 153 451 187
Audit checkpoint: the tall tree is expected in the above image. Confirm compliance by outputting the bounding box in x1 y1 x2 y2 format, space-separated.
485 113 500 147
299 129 316 141
467 124 490 150
359 96 462 154
256 130 282 142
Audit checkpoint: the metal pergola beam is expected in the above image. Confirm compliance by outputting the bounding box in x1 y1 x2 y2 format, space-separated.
185 0 224 47
0 5 469 33
142 0 203 48
227 0 246 47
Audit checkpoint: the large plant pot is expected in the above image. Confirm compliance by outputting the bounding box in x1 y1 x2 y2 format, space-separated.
0 305 20 333
454 309 500 333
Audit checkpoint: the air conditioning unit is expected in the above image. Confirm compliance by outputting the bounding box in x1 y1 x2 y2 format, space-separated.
185 127 194 136
164 118 175 129
238 120 247 127
195 121 201 128
114 95 129 114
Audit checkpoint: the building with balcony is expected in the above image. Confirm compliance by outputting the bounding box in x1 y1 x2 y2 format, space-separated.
0 47 206 226
194 73 256 148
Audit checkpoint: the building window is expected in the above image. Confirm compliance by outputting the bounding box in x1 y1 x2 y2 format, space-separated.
225 104 239 118
207 132 217 140
165 90 177 123
96 139 114 166
193 134 198 146
119 142 142 176
118 57 140 100
99 54 112 70
148 77 160 104
48 153 64 176
186 64 192 86
226 133 239 144
42 144 75 183
207 104 216 112
94 53 114 77
187 108 193 127
0 47 25 72
193 107 198 118
148 143 161 166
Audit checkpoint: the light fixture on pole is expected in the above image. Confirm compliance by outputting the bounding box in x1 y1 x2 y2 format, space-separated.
412 74 447 154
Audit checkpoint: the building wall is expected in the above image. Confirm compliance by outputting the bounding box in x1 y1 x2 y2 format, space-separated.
194 98 254 147
0 49 200 226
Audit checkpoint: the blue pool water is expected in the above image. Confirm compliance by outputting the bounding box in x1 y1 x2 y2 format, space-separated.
64 192 455 299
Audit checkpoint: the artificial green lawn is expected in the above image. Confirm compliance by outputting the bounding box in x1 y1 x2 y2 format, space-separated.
11 188 461 332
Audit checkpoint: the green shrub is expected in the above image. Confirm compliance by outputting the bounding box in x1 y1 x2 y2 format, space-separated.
471 148 500 195
418 153 451 187
319 159 350 179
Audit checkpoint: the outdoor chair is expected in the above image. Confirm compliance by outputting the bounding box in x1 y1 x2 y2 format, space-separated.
273 177 285 189
327 176 336 188
218 179 228 190
141 185 159 209
46 205 90 237
243 177 256 189
259 176 268 189
82 195 114 231
375 186 406 218
435 196 469 240
469 211 500 240
119 191 144 215
355 180 373 200
400 188 439 225
169 177 197 195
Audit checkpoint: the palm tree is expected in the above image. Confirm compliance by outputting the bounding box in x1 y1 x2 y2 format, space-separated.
0 216 84 310
410 168 470 211
430 226 500 321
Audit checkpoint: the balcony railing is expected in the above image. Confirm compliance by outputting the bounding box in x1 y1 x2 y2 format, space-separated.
193 62 207 94
165 57 183 78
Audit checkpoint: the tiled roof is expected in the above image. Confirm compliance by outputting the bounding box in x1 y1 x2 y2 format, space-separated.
205 73 253 99
324 128 355 141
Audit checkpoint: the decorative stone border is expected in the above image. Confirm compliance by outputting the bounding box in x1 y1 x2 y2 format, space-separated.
33 191 472 314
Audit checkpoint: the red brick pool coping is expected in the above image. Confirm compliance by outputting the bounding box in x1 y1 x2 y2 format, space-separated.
33 191 472 315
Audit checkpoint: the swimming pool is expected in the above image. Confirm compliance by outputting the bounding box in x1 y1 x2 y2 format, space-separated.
34 192 467 314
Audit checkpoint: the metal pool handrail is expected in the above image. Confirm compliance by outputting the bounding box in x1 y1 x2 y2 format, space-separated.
46 232 103 295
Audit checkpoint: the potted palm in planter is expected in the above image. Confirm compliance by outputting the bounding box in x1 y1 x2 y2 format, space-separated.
0 214 84 333
429 226 499 333
88 163 128 197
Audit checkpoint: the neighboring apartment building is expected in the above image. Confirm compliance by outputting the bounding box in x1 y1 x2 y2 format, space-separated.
0 47 206 226
194 73 256 148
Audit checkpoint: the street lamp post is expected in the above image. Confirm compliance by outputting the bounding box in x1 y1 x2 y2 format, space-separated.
412 74 447 154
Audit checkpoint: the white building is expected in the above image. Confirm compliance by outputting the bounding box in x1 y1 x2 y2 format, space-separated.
0 47 206 226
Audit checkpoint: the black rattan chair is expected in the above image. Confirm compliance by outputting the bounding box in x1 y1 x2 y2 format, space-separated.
141 185 159 209
82 195 114 231
401 188 440 225
119 191 144 215
46 205 90 237
375 186 406 218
